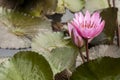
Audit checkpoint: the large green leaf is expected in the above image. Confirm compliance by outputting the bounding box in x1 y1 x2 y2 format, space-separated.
56 0 85 13
64 0 85 12
6 11 52 38
46 47 78 75
32 31 78 75
1 9 52 31
26 0 57 16
32 31 69 53
83 0 108 13
0 51 53 80
0 8 51 49
55 0 65 13
71 57 120 80
101 8 118 43
0 0 57 17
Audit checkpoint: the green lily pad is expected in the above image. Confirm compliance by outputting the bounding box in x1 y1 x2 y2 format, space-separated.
0 9 52 37
0 51 53 80
32 31 69 53
55 0 65 13
71 57 120 80
46 47 78 75
101 7 118 44
0 0 57 16
64 0 85 12
0 9 51 49
32 31 78 75
56 0 85 13
83 0 108 13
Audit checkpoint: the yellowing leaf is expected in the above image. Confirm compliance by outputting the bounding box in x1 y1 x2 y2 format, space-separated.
56 0 85 13
64 0 85 12
84 0 108 13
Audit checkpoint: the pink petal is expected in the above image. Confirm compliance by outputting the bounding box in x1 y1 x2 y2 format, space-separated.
78 12 84 24
92 20 105 38
96 20 105 36
71 21 79 29
75 12 79 20
91 12 100 26
73 18 79 26
73 29 84 47
97 18 102 26
81 28 95 38
84 11 91 27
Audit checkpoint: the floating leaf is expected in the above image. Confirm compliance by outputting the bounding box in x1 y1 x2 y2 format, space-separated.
0 23 31 49
32 31 69 53
26 0 57 16
46 47 78 75
32 31 78 75
0 51 53 80
55 0 65 13
0 9 52 49
83 0 108 13
0 0 57 16
56 0 85 13
100 7 118 44
71 57 120 80
64 0 85 12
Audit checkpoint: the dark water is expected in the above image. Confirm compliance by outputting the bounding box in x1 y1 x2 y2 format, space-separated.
0 48 31 58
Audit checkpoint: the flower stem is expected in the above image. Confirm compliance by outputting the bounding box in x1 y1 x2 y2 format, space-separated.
112 0 115 7
78 48 85 63
107 0 111 7
85 39 89 61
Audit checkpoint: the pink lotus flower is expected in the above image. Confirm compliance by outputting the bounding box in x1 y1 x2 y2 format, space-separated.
69 11 105 40
68 11 105 61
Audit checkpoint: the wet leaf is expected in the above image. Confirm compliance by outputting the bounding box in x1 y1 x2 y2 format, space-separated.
0 51 53 80
55 0 65 13
32 31 78 75
83 0 108 13
0 8 51 49
71 57 120 80
0 22 31 49
100 7 118 44
46 47 78 75
0 0 57 16
56 0 85 13
32 31 69 53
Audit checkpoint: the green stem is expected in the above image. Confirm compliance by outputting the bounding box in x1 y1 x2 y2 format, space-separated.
85 39 89 61
78 48 85 63
112 0 115 7
107 0 111 7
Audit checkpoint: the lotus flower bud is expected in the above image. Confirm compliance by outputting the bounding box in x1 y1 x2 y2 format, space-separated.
68 23 84 47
